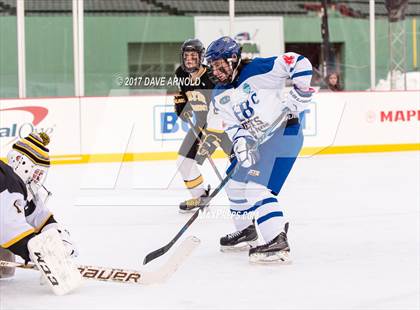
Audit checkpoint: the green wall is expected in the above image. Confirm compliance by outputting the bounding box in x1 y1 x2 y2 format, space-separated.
26 17 74 97
0 16 18 98
0 16 74 98
84 16 194 95
1 15 418 98
0 15 194 98
284 16 419 90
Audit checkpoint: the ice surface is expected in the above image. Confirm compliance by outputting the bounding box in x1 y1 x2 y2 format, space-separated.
1 152 419 310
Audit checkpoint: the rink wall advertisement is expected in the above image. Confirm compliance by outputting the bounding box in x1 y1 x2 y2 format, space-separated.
0 91 419 164
0 98 81 159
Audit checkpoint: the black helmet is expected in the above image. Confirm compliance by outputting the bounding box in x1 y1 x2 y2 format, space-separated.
180 38 205 73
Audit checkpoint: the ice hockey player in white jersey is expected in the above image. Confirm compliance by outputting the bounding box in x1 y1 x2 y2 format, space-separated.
202 36 313 263
0 132 81 294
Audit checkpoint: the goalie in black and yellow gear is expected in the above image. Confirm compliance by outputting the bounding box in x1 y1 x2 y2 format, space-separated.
0 132 79 291
174 38 232 212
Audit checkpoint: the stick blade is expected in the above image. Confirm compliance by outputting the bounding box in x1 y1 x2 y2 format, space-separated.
143 247 167 265
140 236 200 284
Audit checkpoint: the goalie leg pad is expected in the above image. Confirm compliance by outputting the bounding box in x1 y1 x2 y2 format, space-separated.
28 229 82 295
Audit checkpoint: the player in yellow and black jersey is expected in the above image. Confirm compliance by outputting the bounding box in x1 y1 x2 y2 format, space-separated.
174 39 232 212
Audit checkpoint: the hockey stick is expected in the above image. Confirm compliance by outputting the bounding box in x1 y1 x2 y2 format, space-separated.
143 109 291 265
184 114 224 181
1 236 200 285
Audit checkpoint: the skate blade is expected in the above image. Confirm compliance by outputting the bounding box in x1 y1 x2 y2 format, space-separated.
220 243 251 253
249 251 292 264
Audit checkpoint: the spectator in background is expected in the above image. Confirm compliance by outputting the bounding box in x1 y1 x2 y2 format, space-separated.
324 72 343 91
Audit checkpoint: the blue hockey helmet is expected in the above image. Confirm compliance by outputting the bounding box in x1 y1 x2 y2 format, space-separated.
205 36 241 63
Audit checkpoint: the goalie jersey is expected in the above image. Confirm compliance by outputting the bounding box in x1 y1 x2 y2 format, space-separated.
206 52 313 142
0 160 54 260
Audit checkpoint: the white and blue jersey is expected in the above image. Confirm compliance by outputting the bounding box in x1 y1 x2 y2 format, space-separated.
207 52 312 194
206 52 313 143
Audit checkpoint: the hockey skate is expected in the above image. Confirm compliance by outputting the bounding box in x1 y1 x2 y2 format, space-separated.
179 186 210 213
249 223 291 264
220 223 258 252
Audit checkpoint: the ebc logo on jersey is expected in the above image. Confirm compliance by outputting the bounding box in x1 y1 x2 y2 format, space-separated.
232 92 260 121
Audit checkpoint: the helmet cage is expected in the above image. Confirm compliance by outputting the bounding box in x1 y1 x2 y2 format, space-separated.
7 150 49 197
180 39 205 73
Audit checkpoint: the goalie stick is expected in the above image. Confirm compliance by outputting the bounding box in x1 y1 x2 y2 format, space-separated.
1 236 200 285
143 108 291 265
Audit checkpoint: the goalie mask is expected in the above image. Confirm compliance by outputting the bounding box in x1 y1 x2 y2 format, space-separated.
7 132 51 200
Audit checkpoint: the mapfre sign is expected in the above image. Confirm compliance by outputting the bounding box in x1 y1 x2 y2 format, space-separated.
380 110 420 122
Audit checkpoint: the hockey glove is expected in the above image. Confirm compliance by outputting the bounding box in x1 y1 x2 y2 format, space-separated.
284 86 313 114
196 131 222 164
233 136 260 168
42 223 79 258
